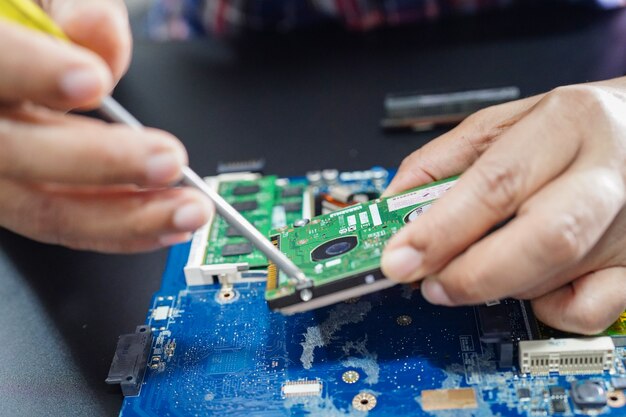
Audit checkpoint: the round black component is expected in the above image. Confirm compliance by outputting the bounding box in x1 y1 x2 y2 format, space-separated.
571 381 607 409
326 241 351 256
311 236 358 262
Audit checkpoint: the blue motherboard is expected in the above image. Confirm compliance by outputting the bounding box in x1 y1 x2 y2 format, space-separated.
110 168 626 417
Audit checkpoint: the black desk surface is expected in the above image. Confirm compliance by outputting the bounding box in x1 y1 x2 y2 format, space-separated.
1 6 625 416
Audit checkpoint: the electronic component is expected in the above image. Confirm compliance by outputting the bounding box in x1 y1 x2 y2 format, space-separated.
476 300 537 369
549 386 566 397
396 315 412 326
105 325 152 396
281 187 303 198
517 388 531 401
265 177 458 314
571 380 607 409
281 201 302 213
342 370 360 384
608 391 626 408
184 173 278 285
421 388 478 411
310 236 358 262
216 159 265 174
519 337 615 375
352 392 377 411
551 398 567 414
226 226 243 237
382 86 521 131
293 218 310 228
612 377 626 390
281 380 323 398
222 242 253 257
232 184 260 195
232 200 258 212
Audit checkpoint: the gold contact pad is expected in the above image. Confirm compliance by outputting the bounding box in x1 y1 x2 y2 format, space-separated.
421 388 478 411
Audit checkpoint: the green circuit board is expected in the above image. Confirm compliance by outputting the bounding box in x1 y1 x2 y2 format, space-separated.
204 175 277 268
265 176 458 310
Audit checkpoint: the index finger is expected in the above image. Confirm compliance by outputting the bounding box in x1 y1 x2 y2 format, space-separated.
40 0 132 81
384 95 540 196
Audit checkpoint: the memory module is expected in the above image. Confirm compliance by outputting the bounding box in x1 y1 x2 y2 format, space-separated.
265 176 458 314
184 172 313 286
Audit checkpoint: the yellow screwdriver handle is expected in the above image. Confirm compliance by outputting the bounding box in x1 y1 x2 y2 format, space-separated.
0 0 68 40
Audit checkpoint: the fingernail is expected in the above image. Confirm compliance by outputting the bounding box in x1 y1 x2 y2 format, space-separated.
159 232 192 247
173 203 208 231
60 68 105 101
381 246 423 282
146 152 184 184
421 278 453 306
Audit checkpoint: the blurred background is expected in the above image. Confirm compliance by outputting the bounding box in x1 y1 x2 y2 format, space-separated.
125 0 153 17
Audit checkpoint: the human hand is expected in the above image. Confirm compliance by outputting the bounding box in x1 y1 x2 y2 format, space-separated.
381 78 626 335
0 0 210 253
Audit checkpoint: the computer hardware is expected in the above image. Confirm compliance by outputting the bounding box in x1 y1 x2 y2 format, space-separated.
108 167 626 417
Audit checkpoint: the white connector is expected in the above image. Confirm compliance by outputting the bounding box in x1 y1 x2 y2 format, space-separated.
519 337 615 376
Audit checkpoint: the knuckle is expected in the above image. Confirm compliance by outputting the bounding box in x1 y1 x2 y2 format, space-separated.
463 108 492 131
396 149 436 184
545 85 612 121
124 199 157 238
0 123 16 176
533 214 585 267
127 217 151 238
29 193 66 244
472 161 522 218
462 107 504 144
96 128 144 180
398 149 425 172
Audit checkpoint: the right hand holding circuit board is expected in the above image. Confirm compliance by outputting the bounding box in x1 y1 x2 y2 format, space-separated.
382 78 626 337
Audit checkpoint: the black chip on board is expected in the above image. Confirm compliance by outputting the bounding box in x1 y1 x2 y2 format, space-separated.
226 226 243 237
222 243 253 257
233 185 260 196
517 388 531 401
282 187 303 198
232 200 258 212
551 399 566 414
282 201 302 213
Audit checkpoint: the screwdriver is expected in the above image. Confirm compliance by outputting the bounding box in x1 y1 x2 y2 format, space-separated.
0 0 309 286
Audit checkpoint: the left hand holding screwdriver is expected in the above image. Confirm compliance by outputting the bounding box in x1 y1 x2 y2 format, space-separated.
0 0 211 253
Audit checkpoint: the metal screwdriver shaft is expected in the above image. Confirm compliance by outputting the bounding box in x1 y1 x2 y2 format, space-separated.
0 0 308 286
99 97 309 285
